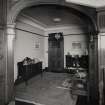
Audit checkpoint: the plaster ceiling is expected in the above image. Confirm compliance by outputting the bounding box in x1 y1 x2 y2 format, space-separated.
66 0 105 8
18 5 86 28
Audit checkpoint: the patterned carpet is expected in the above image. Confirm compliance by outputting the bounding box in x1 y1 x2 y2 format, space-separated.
15 72 77 105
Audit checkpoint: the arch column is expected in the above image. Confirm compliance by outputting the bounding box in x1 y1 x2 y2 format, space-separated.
97 32 103 105
88 32 99 105
0 23 16 104
97 9 105 105
5 23 16 103
0 23 15 105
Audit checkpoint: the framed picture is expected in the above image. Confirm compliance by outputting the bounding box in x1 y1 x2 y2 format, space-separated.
35 43 39 48
35 40 40 48
72 41 81 49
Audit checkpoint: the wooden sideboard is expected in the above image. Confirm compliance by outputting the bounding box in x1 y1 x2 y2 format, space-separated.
15 62 42 84
66 55 88 68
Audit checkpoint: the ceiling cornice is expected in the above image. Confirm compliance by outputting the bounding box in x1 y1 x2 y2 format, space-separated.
21 13 48 28
16 12 87 32
66 0 95 8
16 16 46 30
66 0 105 8
45 25 87 31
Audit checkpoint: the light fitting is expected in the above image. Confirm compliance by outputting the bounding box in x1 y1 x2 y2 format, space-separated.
53 18 61 22
55 33 61 40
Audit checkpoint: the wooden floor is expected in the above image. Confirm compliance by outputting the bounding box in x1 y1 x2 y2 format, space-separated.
15 72 77 105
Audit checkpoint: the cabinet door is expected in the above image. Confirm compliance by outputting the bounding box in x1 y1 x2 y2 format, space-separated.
66 55 73 67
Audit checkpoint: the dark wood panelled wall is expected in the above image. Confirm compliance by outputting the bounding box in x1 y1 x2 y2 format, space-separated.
0 0 7 105
0 28 6 105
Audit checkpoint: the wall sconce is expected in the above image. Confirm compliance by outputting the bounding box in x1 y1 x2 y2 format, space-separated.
90 35 93 42
0 46 3 60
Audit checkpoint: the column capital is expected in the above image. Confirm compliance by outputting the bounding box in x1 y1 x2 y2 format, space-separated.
6 23 16 35
6 23 16 28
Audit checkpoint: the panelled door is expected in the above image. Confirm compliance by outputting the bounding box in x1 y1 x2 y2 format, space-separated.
48 33 64 72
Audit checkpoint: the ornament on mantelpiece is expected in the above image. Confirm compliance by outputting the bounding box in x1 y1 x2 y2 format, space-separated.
67 52 70 55
85 49 88 55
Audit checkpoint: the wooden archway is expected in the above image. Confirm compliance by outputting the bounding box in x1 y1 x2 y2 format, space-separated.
5 0 99 104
